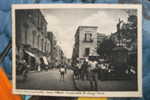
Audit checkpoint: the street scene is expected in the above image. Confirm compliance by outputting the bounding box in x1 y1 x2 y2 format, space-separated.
15 7 138 92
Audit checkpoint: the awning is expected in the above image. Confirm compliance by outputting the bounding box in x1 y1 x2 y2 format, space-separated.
42 56 48 65
25 50 36 57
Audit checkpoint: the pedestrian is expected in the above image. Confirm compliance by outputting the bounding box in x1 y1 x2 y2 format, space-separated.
88 59 98 91
81 59 89 80
73 62 80 80
64 63 67 73
78 62 82 79
59 64 65 81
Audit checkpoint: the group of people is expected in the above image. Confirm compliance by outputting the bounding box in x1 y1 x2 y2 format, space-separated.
73 58 100 90
57 58 111 90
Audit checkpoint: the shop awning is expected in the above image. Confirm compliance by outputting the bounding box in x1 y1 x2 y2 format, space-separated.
42 56 48 65
25 50 36 57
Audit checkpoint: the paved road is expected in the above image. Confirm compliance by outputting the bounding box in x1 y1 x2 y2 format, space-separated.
16 69 76 91
74 79 137 91
16 69 137 91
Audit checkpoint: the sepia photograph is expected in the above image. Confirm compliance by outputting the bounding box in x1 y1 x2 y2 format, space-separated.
12 4 142 97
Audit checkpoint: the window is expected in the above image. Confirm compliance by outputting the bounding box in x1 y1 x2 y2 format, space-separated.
41 39 44 51
23 23 28 44
32 31 36 48
84 33 93 42
85 48 90 57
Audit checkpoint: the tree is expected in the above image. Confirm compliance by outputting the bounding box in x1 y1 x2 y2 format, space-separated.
97 39 116 59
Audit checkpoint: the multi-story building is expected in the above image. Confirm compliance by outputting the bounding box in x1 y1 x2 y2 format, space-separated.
55 45 64 66
16 9 51 70
47 32 56 63
72 26 98 64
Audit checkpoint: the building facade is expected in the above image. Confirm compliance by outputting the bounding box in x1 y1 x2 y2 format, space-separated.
16 9 51 70
47 32 66 67
72 26 98 64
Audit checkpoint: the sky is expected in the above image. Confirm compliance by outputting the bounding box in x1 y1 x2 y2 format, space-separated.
41 8 133 58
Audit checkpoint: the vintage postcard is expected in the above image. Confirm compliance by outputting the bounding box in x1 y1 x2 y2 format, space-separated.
12 4 142 97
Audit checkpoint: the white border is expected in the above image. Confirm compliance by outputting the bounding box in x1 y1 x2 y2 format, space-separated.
12 4 142 97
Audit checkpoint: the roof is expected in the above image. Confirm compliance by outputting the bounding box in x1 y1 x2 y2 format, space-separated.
75 26 98 37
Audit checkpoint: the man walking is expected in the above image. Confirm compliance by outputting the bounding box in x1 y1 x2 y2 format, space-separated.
59 64 65 81
88 59 98 90
81 60 89 80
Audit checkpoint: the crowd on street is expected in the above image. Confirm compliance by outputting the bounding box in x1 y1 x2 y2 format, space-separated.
72 57 137 90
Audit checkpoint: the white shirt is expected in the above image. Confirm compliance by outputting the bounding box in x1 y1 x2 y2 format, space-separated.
89 61 97 70
60 68 65 72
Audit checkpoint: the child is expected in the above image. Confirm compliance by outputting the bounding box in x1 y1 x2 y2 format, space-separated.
59 65 65 81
